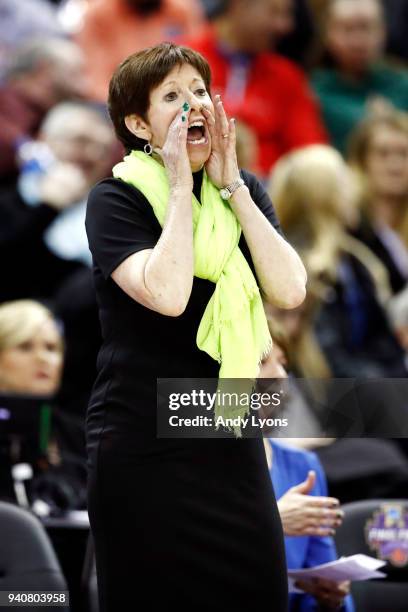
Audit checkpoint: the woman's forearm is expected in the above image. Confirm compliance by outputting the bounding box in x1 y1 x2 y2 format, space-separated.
144 185 194 315
230 186 307 308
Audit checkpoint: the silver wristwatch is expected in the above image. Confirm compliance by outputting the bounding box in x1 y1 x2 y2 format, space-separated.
219 178 245 200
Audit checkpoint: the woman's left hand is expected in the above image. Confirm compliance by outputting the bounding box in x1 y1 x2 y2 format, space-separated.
202 94 241 189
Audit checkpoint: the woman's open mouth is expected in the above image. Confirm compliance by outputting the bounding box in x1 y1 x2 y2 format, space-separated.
187 119 208 145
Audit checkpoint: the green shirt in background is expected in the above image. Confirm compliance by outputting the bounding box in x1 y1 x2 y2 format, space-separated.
310 64 408 154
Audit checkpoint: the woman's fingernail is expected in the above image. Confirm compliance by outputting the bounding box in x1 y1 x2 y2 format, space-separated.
182 102 189 111
181 115 186 122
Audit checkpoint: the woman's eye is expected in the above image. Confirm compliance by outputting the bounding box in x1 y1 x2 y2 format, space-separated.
17 341 33 352
195 89 207 96
165 92 178 101
45 343 59 353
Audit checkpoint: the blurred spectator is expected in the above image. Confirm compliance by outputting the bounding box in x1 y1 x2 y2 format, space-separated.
0 0 64 75
204 0 316 67
53 266 102 419
259 314 329 439
382 0 408 62
310 0 408 63
387 286 408 365
0 38 87 184
348 111 408 294
183 0 327 177
258 340 353 610
0 101 115 302
0 101 114 416
234 119 259 174
0 300 63 396
265 297 332 380
75 0 205 101
275 0 316 67
311 0 408 153
266 439 354 611
0 299 86 513
264 308 408 506
270 144 407 377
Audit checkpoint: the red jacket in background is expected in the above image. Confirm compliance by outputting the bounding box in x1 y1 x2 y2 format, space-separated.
76 0 205 102
0 85 44 182
183 26 327 176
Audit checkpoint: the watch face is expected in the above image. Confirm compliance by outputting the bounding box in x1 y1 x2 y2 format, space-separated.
220 188 230 200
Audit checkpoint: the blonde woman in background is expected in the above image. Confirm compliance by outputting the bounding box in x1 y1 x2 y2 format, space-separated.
349 110 408 294
268 152 408 503
0 300 63 397
264 292 332 381
0 300 86 512
269 144 407 378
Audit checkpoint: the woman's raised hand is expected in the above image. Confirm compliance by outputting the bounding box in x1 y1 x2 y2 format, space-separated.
202 94 240 189
153 106 193 191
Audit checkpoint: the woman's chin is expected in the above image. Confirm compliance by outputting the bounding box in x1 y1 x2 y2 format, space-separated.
26 380 58 397
188 144 210 172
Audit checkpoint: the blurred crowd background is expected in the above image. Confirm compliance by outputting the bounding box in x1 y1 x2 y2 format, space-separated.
1 0 408 608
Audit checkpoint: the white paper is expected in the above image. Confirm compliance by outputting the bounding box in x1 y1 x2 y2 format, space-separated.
288 554 386 593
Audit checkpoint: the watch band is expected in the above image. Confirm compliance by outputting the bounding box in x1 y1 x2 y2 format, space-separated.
219 178 245 200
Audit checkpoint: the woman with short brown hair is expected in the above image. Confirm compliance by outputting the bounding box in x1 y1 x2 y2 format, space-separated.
85 42 306 611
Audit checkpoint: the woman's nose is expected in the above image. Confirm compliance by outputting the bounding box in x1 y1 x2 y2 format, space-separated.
185 91 201 111
35 348 51 365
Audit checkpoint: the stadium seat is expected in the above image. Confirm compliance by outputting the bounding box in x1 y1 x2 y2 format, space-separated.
334 499 408 612
0 501 69 611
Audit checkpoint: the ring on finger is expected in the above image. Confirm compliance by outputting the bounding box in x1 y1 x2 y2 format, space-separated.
222 133 229 138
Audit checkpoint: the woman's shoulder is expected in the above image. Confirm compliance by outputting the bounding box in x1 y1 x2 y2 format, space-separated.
85 176 160 276
88 176 148 206
86 176 156 225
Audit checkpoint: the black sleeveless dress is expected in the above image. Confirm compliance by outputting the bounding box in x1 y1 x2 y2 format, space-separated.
85 168 288 612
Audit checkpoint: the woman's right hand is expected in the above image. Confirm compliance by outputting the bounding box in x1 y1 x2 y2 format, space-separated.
277 471 344 537
153 108 193 192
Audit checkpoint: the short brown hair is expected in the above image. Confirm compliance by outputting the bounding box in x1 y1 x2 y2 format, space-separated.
108 42 212 152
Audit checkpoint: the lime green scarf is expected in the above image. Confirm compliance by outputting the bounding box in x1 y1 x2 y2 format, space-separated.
113 150 271 436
